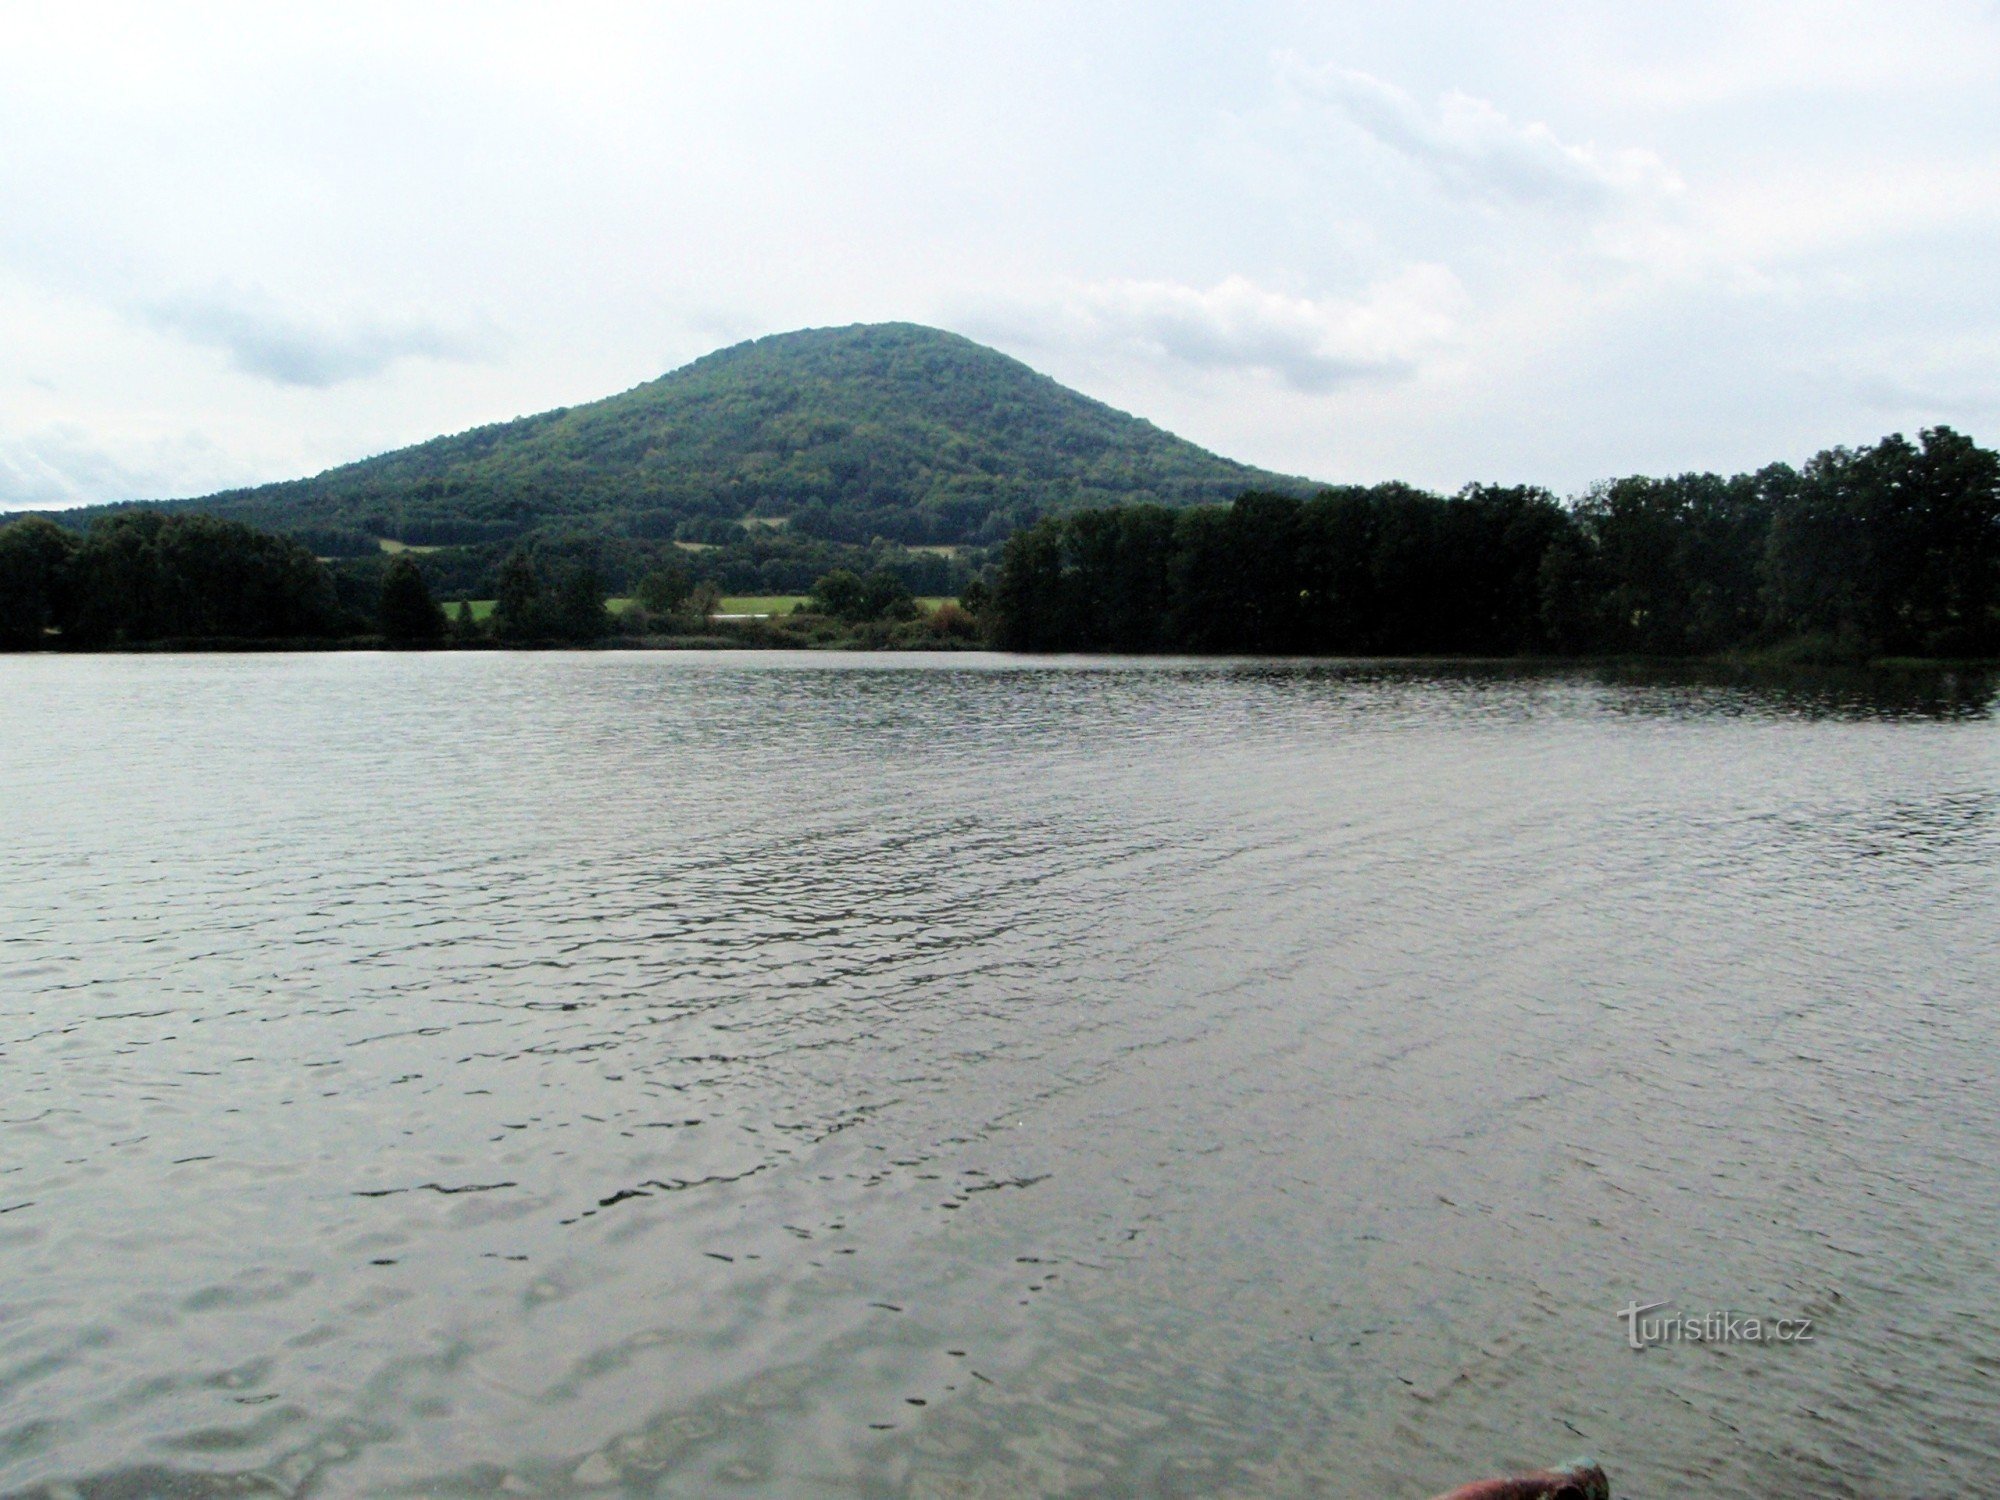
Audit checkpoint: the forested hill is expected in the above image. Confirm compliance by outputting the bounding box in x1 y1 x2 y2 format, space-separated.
123 324 1311 549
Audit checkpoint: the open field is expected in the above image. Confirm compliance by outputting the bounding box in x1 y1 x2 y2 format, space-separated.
447 595 956 623
456 597 638 621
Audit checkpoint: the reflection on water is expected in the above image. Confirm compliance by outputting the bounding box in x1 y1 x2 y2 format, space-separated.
1 653 1996 1499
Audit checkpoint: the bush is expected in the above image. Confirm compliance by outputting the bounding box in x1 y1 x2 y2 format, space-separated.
809 567 916 622
926 601 980 640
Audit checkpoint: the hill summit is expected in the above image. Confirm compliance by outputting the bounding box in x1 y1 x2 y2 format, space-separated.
181 323 1310 548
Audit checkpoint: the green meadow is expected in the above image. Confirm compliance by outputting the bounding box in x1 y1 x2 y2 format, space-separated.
450 595 956 622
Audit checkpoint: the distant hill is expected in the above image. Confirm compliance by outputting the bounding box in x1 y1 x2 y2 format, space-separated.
96 323 1315 549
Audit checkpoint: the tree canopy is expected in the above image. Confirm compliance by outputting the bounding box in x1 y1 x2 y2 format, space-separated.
992 428 2000 659
8 511 348 645
379 555 447 644
808 568 917 623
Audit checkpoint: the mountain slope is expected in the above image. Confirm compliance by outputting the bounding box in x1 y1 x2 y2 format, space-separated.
170 323 1313 547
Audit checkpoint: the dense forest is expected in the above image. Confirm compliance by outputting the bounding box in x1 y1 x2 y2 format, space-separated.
0 511 346 647
44 324 1305 551
4 426 1994 660
991 428 2000 659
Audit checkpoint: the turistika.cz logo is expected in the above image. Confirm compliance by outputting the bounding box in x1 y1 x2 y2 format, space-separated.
1616 1300 1815 1350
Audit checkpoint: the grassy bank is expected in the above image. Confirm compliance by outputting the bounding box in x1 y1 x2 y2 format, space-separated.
452 595 957 622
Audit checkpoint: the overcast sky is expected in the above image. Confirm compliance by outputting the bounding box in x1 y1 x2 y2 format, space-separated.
4 0 1997 509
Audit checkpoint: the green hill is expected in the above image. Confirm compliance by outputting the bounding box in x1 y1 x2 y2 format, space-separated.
138 323 1313 549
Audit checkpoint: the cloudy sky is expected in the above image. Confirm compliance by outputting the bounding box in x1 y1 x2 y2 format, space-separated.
4 0 1997 509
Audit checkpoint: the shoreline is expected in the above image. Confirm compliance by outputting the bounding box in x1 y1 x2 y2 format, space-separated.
4 635 1995 672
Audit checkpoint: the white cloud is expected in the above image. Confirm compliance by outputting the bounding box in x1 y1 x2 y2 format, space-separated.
0 428 137 510
134 290 498 388
1284 59 1682 211
1562 1 2000 111
0 2 1994 501
985 269 1467 392
0 424 246 510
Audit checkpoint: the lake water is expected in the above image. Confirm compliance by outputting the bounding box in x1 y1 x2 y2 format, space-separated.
2 652 1996 1499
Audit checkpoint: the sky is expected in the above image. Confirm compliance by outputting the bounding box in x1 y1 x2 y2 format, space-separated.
3 0 1998 509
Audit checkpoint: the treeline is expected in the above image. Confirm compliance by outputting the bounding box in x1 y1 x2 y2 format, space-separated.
0 508 976 649
0 511 345 646
0 509 653 647
9 425 1996 659
0 509 984 648
993 428 2000 659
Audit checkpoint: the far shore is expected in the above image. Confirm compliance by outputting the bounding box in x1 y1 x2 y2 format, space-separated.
6 634 1995 673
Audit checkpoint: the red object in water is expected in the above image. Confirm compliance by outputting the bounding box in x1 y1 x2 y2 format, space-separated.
1427 1459 1610 1500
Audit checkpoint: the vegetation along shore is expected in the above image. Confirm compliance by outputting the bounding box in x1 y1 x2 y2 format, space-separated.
3 421 1994 664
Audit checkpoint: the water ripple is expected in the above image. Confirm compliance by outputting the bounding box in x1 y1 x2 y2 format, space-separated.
1 652 1995 1498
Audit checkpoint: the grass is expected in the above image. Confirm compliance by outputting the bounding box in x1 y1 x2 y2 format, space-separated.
376 538 442 554
449 594 957 623
720 596 959 614
451 596 778 620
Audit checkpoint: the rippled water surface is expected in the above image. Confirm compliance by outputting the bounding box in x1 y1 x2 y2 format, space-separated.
3 652 1997 1499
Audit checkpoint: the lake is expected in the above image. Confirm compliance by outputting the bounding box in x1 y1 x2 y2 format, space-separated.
3 652 1996 1498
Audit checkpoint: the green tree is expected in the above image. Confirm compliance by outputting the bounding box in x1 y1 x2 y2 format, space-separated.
809 569 866 619
858 569 917 622
809 567 914 622
635 565 692 614
378 556 446 644
686 579 722 621
1862 427 1999 654
1755 435 1993 654
1536 527 1602 653
59 511 341 644
553 562 610 642
492 549 546 640
990 526 1067 649
0 517 79 647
